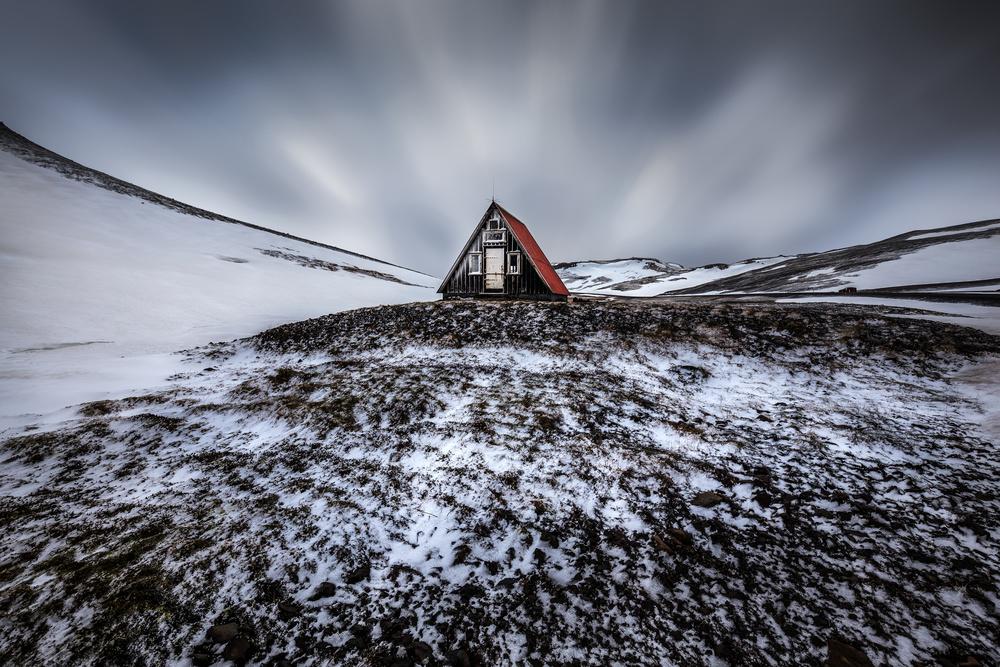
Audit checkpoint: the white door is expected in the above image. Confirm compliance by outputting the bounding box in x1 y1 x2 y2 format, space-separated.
485 247 504 290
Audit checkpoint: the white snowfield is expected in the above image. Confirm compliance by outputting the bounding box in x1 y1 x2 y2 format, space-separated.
558 256 795 297
0 149 437 425
556 258 683 293
799 236 1000 291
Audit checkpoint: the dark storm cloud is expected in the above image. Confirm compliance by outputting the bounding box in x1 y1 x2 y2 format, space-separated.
2 1 999 273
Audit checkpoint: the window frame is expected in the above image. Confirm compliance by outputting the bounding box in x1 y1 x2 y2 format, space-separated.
483 229 506 245
507 251 521 275
468 252 483 275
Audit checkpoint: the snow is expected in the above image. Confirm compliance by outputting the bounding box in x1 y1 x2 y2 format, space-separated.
834 236 1000 289
3 300 997 666
775 295 1000 335
557 256 795 297
908 221 1000 241
0 149 438 426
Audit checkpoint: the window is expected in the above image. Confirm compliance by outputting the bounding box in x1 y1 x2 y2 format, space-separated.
507 252 521 275
487 212 503 230
468 253 482 274
483 229 505 244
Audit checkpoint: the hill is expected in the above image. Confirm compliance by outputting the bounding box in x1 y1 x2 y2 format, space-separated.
1 300 998 666
557 219 1000 296
0 124 437 422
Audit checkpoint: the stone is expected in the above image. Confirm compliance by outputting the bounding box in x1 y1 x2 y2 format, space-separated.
409 640 434 660
309 581 338 600
957 659 982 667
278 601 302 619
448 649 472 667
191 652 214 667
453 545 472 566
652 535 674 554
667 528 693 545
207 622 239 643
692 492 724 508
222 638 255 663
344 635 369 651
345 564 371 585
714 642 732 660
350 623 371 636
458 583 485 599
824 638 874 667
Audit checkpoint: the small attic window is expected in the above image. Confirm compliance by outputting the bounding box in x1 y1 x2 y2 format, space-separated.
487 212 503 230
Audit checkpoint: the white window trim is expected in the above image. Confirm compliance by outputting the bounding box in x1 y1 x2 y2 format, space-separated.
468 252 483 275
507 251 521 275
483 229 506 245
487 212 503 230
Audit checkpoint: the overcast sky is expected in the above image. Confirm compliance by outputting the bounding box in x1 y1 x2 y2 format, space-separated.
2 1 999 274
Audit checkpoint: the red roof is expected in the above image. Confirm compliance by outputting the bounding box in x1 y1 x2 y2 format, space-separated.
496 204 569 296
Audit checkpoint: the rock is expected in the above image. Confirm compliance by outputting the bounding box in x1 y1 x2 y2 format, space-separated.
408 640 434 660
652 535 674 554
345 564 371 585
448 649 472 667
222 637 255 663
453 544 472 565
344 635 369 651
667 528 693 545
692 491 724 508
957 658 982 667
309 581 338 600
278 601 302 619
313 640 335 656
497 577 519 589
824 639 874 667
191 652 214 667
458 583 486 599
350 623 371 636
533 548 547 565
714 642 732 660
207 622 239 643
541 531 560 548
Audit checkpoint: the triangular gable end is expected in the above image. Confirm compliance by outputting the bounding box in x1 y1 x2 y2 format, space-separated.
438 202 569 300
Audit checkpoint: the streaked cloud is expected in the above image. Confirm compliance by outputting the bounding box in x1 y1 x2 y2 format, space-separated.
2 0 999 273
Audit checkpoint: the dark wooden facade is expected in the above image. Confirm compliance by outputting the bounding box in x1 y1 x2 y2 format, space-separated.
438 203 569 301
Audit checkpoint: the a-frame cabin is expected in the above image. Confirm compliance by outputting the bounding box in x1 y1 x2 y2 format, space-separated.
438 203 570 301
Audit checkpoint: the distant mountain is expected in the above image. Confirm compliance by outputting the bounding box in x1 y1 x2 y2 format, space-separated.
557 218 1000 296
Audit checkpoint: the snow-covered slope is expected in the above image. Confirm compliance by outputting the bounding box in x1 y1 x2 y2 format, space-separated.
663 219 1000 295
2 301 998 666
555 256 795 297
0 124 437 421
554 258 684 294
558 218 1000 297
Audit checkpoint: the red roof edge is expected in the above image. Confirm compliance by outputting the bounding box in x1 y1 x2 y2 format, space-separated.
495 204 569 296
